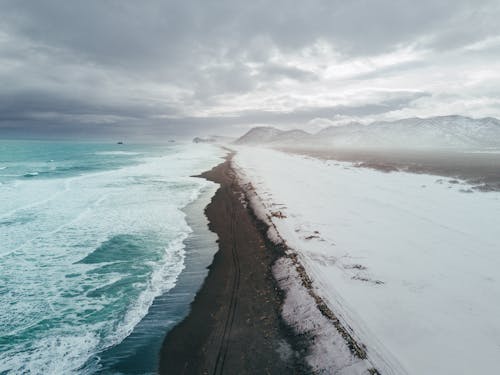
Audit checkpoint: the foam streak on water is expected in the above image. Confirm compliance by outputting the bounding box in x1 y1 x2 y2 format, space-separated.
0 141 224 374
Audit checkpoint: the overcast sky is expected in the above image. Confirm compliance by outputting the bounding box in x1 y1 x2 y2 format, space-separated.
1 0 500 139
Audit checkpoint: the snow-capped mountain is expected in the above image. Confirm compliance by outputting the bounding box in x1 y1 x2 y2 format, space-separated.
233 126 313 145
234 116 500 149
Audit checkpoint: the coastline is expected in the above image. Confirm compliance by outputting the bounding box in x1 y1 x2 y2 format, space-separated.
159 154 310 374
93 181 219 374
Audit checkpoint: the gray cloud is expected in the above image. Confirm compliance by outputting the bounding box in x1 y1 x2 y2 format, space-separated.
0 0 500 138
258 64 317 82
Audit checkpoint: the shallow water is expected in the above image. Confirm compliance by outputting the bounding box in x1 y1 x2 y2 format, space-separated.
0 140 223 374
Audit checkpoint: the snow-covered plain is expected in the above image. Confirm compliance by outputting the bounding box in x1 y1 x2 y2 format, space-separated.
233 147 500 375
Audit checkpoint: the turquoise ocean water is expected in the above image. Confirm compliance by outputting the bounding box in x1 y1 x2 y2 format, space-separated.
0 140 223 374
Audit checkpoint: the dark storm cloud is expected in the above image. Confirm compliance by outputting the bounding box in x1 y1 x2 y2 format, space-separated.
0 0 500 138
1 0 481 66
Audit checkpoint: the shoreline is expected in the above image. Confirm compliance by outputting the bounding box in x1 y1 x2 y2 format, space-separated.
93 182 219 374
159 154 310 374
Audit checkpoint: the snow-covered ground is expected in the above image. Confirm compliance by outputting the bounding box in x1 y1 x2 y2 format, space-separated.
233 147 500 375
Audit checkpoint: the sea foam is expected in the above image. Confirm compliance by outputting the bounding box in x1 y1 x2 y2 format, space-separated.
0 142 224 374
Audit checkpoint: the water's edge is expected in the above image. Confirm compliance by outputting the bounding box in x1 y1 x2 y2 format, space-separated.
93 182 219 374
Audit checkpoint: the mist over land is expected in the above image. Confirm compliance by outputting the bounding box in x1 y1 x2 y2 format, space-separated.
234 115 500 149
233 115 500 190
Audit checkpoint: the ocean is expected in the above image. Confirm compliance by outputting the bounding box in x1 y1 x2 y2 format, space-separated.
0 140 224 374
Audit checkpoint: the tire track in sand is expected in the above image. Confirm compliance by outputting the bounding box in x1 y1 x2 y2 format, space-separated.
212 168 241 375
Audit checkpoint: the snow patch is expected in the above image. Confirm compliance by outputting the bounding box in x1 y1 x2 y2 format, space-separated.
233 146 500 375
233 154 379 374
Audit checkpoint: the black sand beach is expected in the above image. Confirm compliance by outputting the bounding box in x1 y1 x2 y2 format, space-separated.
159 155 309 374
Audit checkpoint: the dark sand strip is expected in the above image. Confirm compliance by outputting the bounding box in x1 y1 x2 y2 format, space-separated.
159 155 309 374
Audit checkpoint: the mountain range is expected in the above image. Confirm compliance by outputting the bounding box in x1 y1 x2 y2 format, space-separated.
234 115 500 150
